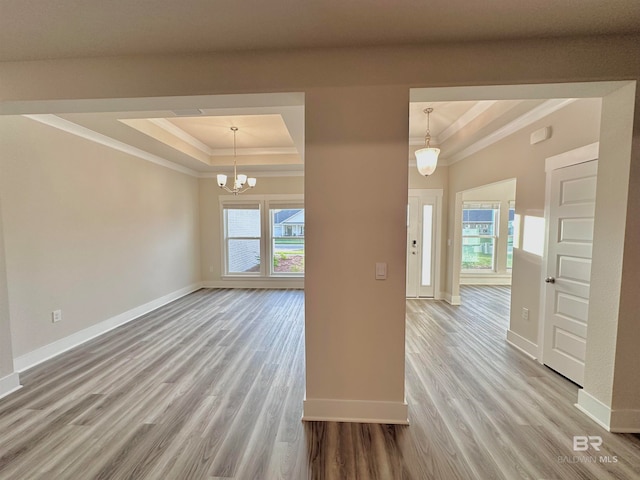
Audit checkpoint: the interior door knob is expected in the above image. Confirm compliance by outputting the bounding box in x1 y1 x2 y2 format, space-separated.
545 276 556 284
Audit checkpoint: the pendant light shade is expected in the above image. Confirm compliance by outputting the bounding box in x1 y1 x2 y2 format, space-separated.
415 146 440 176
416 107 439 176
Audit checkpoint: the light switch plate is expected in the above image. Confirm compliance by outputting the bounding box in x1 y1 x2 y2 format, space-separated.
375 262 387 280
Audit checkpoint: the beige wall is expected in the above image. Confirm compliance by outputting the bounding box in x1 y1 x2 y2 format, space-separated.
304 86 408 411
585 82 638 412
0 116 201 358
0 35 639 426
612 83 640 412
199 175 304 286
446 98 602 343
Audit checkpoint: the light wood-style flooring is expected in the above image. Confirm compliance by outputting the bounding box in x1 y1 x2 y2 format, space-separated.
0 286 638 479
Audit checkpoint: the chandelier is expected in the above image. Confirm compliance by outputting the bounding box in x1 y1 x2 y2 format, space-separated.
216 126 257 195
415 107 440 176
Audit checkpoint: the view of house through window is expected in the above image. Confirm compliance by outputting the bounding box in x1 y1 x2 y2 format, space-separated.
222 197 304 277
271 208 305 274
461 202 499 271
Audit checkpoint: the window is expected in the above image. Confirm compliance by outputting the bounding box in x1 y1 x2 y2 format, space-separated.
223 204 262 275
462 202 499 271
271 208 305 274
221 195 304 278
507 201 515 270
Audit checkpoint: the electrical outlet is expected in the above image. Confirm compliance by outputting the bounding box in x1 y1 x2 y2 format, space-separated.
521 307 529 321
52 309 62 323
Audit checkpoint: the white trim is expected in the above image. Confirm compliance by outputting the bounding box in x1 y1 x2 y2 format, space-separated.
0 372 21 400
545 142 599 172
407 189 443 300
610 408 640 433
506 330 538 359
460 274 512 285
438 100 498 144
203 280 303 289
14 283 202 372
409 100 497 146
149 119 300 157
576 389 611 430
302 398 409 425
446 99 577 165
150 118 215 155
200 169 304 178
443 293 461 305
23 114 200 177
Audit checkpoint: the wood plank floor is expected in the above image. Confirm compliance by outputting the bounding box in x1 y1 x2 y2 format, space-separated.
0 286 639 479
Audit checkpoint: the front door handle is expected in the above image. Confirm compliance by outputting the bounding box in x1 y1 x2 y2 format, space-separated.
545 276 556 284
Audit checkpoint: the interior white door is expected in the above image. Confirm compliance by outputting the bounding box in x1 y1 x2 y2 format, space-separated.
406 194 437 298
543 160 598 386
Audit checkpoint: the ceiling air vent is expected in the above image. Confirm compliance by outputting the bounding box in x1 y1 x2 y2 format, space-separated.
171 109 204 117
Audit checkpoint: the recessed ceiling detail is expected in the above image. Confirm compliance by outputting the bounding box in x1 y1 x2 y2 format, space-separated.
120 114 301 168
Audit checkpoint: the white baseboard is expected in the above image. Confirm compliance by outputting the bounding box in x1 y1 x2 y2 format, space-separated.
302 397 409 425
460 274 512 286
506 330 538 359
443 292 461 305
576 389 640 432
202 279 304 289
576 389 611 430
14 283 202 372
0 372 21 400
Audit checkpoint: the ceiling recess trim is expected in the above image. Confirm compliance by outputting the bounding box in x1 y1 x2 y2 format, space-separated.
445 98 578 165
24 114 200 177
150 118 214 156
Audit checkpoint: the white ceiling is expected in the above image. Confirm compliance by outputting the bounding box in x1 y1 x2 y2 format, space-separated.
1 1 639 62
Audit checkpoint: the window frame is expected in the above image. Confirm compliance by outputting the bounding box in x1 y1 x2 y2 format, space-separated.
461 202 500 273
219 194 304 279
268 201 305 277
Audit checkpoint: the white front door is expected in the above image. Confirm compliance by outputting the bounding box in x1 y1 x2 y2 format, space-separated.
406 191 438 298
542 160 598 386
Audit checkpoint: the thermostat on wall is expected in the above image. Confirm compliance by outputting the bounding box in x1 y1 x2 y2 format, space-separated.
530 126 552 145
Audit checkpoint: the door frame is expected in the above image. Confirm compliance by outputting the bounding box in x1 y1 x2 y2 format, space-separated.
537 142 600 363
407 189 443 299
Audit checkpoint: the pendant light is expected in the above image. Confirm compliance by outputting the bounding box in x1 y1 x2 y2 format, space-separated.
216 126 257 195
415 107 440 176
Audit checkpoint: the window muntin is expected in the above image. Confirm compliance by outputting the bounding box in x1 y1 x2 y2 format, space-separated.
223 205 261 275
507 201 515 270
462 202 499 272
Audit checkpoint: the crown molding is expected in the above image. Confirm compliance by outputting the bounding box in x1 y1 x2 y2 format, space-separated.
437 100 498 144
24 114 200 177
199 170 303 178
445 98 577 165
149 118 214 156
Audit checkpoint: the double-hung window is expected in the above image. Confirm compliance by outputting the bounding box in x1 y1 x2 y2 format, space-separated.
270 205 305 275
461 202 500 272
221 195 304 278
223 202 262 275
